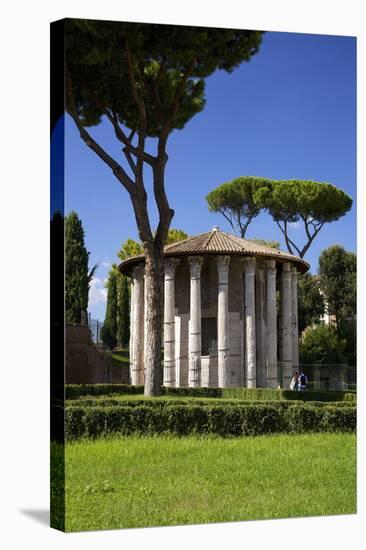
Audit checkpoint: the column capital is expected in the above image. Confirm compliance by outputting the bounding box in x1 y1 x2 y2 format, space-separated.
282 262 291 274
216 255 230 270
256 266 265 282
188 256 203 278
164 258 180 278
132 263 145 280
291 266 298 276
243 256 256 274
266 259 276 271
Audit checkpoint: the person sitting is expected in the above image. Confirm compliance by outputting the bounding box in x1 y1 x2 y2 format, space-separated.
298 370 308 391
290 372 299 391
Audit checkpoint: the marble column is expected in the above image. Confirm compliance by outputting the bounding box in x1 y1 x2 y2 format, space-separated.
244 257 256 388
131 264 145 386
291 267 299 373
163 258 180 387
188 256 203 388
129 276 135 384
255 267 266 387
280 262 292 388
216 255 230 388
265 260 278 388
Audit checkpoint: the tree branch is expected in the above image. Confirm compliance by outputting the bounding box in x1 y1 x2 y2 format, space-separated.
170 59 196 117
161 58 197 138
65 65 135 196
75 79 156 169
149 58 198 250
124 39 147 185
242 217 253 239
275 219 295 256
300 221 324 258
124 40 146 124
123 147 137 176
218 208 237 235
138 59 164 120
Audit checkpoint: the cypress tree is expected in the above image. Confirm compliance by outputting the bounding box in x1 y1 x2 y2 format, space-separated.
117 275 130 349
65 211 89 323
101 270 118 350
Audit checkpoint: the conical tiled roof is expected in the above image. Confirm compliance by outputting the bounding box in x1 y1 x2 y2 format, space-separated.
119 229 309 274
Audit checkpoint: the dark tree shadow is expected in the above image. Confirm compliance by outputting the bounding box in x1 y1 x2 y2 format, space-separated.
20 509 50 527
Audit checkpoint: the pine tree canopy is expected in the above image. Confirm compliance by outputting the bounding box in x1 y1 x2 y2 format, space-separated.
255 179 352 257
206 176 270 237
65 20 263 136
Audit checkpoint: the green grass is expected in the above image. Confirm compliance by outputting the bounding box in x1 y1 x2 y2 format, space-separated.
112 351 129 368
63 433 356 531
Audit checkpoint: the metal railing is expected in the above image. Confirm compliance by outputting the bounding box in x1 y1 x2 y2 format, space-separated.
87 313 104 344
298 364 356 391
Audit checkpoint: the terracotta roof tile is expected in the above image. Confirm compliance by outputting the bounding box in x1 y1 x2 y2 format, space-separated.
119 229 310 274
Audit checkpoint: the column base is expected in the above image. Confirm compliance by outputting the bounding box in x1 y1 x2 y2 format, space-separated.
189 353 201 387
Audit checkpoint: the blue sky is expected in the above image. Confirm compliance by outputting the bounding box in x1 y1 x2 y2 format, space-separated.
60 29 356 321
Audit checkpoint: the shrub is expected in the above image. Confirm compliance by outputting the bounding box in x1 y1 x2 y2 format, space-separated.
299 324 346 364
162 387 222 398
65 407 86 440
285 405 322 433
65 384 144 399
164 405 209 435
66 384 356 403
320 406 356 432
64 402 356 440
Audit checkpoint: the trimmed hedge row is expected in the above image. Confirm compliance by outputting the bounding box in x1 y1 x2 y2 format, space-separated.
66 384 144 399
221 387 357 402
67 397 356 409
64 403 356 440
66 384 356 403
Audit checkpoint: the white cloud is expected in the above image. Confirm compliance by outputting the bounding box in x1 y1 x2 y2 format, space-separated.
101 261 111 268
289 221 301 230
89 277 107 305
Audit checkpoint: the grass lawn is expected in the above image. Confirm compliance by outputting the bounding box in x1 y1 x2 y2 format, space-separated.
63 433 356 532
111 350 129 368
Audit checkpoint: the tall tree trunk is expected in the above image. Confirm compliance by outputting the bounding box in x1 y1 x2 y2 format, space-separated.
143 248 164 396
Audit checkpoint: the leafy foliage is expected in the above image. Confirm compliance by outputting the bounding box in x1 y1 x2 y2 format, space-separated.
165 228 188 244
299 325 346 365
252 238 280 249
64 401 355 440
206 176 270 237
65 20 263 136
337 320 356 367
65 384 356 402
65 19 263 395
100 270 118 349
117 239 143 261
256 180 353 257
318 245 356 325
65 211 91 323
117 228 188 260
297 273 325 334
117 274 130 348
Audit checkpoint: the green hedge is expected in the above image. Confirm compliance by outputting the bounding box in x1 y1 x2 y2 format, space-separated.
66 384 144 400
221 387 357 403
66 384 356 403
64 403 356 440
66 397 355 409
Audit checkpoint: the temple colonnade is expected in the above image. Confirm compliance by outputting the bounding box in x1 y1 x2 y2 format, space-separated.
129 255 299 389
